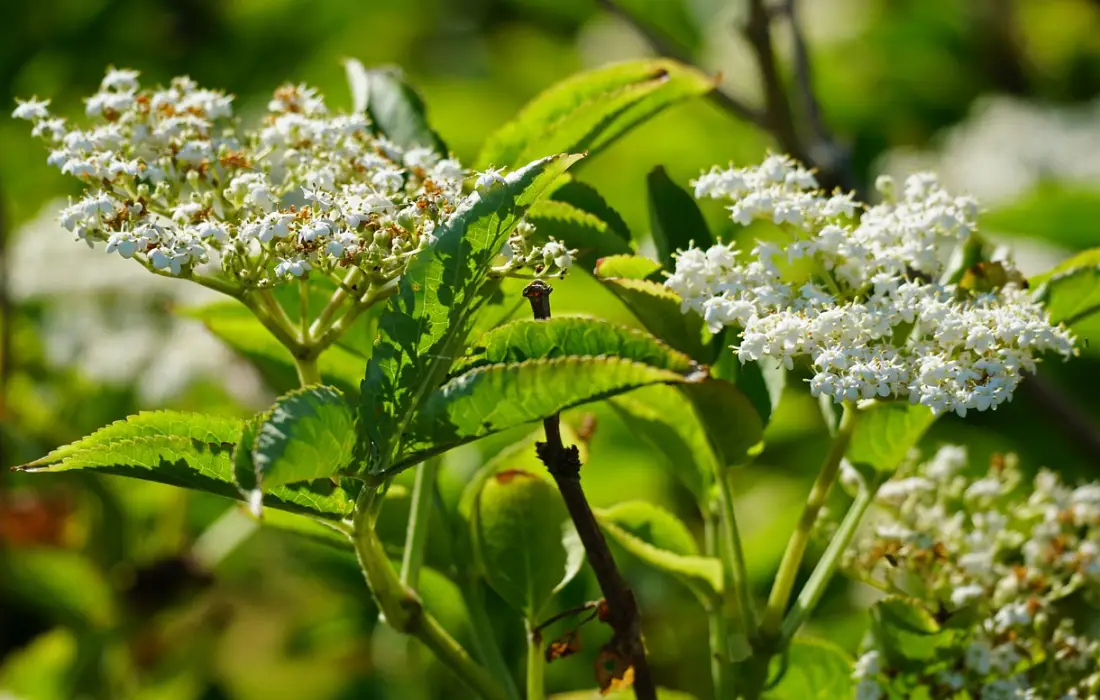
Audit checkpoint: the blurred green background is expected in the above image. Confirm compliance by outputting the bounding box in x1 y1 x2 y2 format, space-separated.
3 0 1100 698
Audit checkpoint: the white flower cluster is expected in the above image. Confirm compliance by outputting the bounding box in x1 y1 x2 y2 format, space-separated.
846 445 1100 699
14 68 569 288
667 154 1075 416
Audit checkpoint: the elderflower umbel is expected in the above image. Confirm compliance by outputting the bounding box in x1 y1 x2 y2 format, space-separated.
15 68 569 292
666 154 1075 417
845 445 1100 698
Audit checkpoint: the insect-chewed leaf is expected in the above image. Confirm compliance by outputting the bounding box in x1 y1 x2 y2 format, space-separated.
477 59 715 170
357 153 583 474
595 501 722 603
251 386 356 492
594 255 662 281
17 412 354 521
472 469 579 619
393 356 703 473
452 317 697 376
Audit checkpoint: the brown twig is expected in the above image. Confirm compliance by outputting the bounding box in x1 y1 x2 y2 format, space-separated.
522 280 657 700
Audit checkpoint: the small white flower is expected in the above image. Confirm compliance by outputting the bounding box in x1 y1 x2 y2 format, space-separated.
475 166 506 192
12 97 50 121
274 256 311 278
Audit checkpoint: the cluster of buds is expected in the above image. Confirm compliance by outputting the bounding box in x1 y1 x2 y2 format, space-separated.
14 68 570 292
845 446 1100 699
665 154 1075 416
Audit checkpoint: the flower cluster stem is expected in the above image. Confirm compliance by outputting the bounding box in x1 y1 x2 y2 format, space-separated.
399 458 440 589
526 619 545 700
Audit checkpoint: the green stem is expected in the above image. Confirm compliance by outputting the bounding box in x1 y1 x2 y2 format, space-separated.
525 619 545 700
299 278 311 344
293 355 321 386
463 578 522 700
715 468 756 644
310 268 364 339
759 402 858 639
400 459 441 589
259 288 301 345
780 478 881 643
704 510 733 700
239 292 302 353
352 494 509 700
309 278 399 355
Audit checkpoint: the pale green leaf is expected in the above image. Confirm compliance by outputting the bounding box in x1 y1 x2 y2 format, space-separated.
766 637 855 700
846 401 936 474
594 255 662 281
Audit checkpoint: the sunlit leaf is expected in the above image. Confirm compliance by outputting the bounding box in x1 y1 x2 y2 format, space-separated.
602 278 708 362
251 386 356 490
595 255 662 281
344 59 445 152
528 199 633 271
846 401 936 474
765 637 855 700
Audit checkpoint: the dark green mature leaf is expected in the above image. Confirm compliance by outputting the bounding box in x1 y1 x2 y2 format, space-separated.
982 183 1100 250
181 302 364 397
596 501 722 602
1035 266 1100 327
344 59 445 152
251 386 355 491
477 59 715 170
766 637 855 700
870 597 961 670
846 401 936 474
527 199 633 271
358 154 583 474
452 317 697 376
647 166 712 268
550 178 632 240
18 415 354 520
473 469 578 618
595 255 662 281
395 356 703 473
610 379 763 499
602 278 708 362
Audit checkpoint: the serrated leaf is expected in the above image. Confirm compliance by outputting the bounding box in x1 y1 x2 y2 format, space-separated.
647 166 712 268
256 509 354 551
602 277 708 362
549 178 632 240
452 316 697 376
252 386 355 491
477 59 715 170
473 469 578 618
597 501 721 602
846 401 936 474
182 302 365 397
344 59 445 152
1031 247 1100 287
1036 266 1100 327
395 356 702 473
527 199 633 271
870 596 961 669
20 432 354 521
358 153 583 474
765 637 855 700
595 255 662 281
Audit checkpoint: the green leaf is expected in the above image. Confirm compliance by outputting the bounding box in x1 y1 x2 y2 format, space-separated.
550 688 696 700
550 178 632 240
982 183 1100 249
765 637 855 700
19 419 355 521
870 596 961 670
596 501 722 602
477 59 715 170
1031 247 1100 287
473 469 579 618
595 255 662 281
1 549 115 629
846 401 936 474
713 347 788 427
452 316 698 376
1035 265 1100 327
358 153 583 474
0 629 79 700
602 278 708 362
527 199 634 271
396 356 702 472
344 59 445 152
647 165 713 268
251 386 356 492
256 509 354 552
181 301 365 397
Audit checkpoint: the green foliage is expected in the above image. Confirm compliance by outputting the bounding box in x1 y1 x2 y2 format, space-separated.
357 153 582 474
1035 265 1100 327
846 401 937 474
594 254 662 281
527 199 633 271
2 549 116 629
765 637 855 700
344 59 446 152
596 501 723 602
982 183 1100 250
869 596 961 670
601 278 709 362
453 316 697 375
250 386 356 490
0 629 80 700
477 59 715 170
549 178 633 241
472 469 582 619
646 165 712 268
